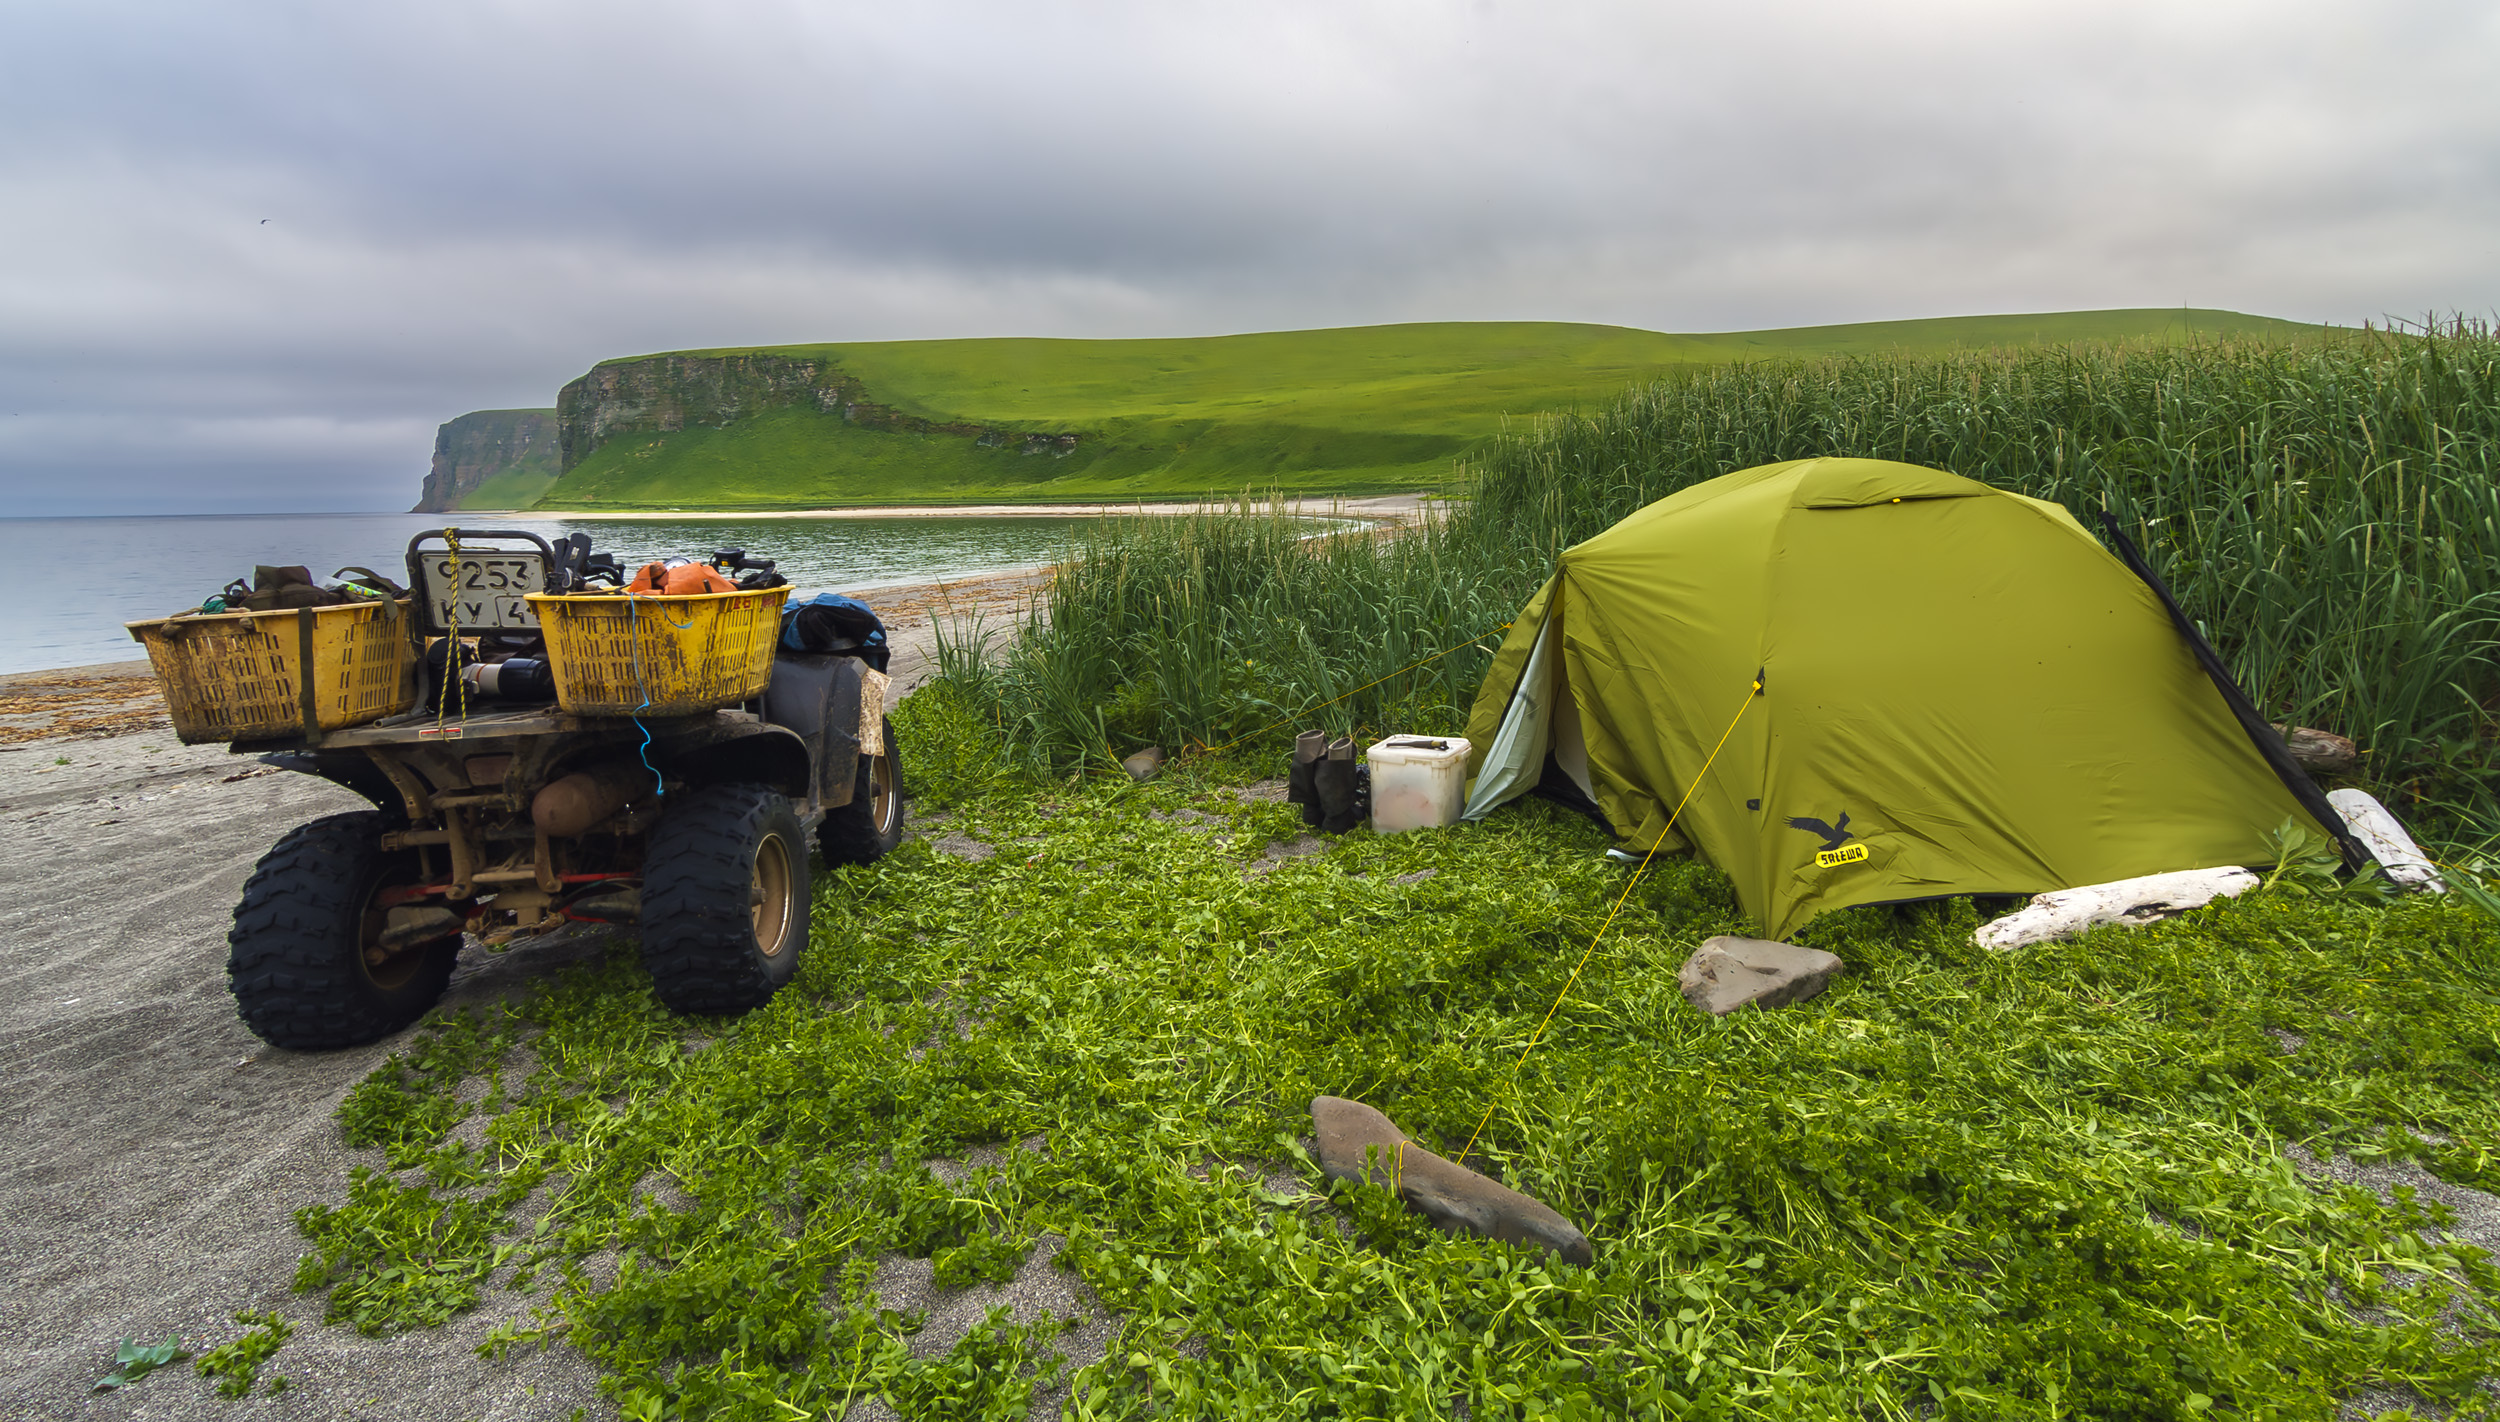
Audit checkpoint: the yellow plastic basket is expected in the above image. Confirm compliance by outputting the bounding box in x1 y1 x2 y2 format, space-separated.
526 587 790 717
125 600 418 744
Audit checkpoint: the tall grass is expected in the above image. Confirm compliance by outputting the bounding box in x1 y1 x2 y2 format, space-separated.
936 502 1515 779
949 324 2500 842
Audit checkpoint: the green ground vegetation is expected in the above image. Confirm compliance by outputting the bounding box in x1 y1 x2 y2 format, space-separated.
457 465 562 511
287 320 2500 1418
540 311 2323 509
193 1310 294 1398
295 693 2499 1418
949 323 2500 847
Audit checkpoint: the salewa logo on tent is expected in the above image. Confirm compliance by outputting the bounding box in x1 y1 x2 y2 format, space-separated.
1785 812 1852 852
1788 813 1868 868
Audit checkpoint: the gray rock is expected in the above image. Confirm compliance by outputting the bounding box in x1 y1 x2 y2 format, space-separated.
1309 1096 1593 1265
1121 746 1167 782
1678 935 1841 1016
925 831 993 861
1246 834 1326 876
1220 778 1291 804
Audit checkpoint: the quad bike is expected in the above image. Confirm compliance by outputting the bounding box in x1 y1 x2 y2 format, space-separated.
215 529 903 1050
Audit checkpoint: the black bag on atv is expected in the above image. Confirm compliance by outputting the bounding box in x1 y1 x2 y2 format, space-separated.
222 564 408 611
779 593 890 671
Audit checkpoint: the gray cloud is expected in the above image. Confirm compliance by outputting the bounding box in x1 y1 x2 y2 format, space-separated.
2 0 2495 513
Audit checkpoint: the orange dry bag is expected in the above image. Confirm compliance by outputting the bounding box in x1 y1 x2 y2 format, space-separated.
628 561 737 595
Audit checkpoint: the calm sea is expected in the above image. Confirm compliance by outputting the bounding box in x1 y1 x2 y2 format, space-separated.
4 511 1128 674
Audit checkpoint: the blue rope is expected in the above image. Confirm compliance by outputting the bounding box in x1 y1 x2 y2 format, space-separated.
629 595 664 798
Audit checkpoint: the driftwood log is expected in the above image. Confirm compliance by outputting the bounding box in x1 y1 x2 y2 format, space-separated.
1975 790 2446 949
1974 868 2259 951
2327 788 2446 892
2272 724 2359 776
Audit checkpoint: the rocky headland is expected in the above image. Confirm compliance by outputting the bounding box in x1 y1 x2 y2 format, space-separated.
557 351 1078 469
410 408 559 512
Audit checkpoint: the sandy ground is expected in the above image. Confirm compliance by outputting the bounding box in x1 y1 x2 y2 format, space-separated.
499 493 1434 525
0 569 1034 1421
0 698 617 1419
849 568 1051 713
6 538 2493 1418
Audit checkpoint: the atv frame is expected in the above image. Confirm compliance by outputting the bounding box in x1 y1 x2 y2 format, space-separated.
218 529 902 1050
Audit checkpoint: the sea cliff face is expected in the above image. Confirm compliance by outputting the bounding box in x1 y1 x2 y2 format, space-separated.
412 409 560 511
555 353 1075 472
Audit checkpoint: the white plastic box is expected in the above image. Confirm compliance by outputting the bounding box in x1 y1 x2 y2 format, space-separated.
1365 735 1472 833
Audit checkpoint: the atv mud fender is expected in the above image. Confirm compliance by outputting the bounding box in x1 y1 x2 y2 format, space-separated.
761 652 875 809
650 717 814 802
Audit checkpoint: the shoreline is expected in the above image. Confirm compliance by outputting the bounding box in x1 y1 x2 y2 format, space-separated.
444 492 1433 525
5 497 1424 682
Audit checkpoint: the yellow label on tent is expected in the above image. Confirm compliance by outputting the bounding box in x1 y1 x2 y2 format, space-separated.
1816 843 1868 869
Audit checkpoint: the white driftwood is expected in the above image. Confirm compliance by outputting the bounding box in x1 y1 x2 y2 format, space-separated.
2326 788 2445 893
1974 868 2260 951
859 669 891 756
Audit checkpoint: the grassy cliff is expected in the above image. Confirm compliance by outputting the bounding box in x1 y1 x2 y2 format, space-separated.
415 408 561 511
537 310 2326 509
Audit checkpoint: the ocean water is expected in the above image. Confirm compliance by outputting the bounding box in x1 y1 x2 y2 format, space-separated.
4 511 1132 673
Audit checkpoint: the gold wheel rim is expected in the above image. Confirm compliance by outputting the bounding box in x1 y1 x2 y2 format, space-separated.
869 754 899 838
752 831 794 957
357 886 428 991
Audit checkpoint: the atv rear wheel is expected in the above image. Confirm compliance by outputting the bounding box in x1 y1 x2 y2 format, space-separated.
640 784 811 1015
227 810 460 1050
820 718 905 865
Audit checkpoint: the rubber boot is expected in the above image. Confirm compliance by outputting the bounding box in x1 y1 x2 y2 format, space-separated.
1288 729 1326 828
1315 736 1363 834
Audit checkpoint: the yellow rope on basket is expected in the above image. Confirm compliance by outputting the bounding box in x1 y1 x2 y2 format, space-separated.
435 528 470 731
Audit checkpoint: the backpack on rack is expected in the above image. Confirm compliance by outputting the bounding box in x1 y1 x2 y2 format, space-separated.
220 564 409 611
779 593 890 671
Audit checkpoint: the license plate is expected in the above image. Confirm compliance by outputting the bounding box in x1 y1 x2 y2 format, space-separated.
423 551 545 630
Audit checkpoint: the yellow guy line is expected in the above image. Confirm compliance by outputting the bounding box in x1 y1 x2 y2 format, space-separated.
1457 671 1764 1165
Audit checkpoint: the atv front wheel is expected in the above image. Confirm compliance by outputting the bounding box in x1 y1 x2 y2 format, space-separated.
820 718 906 865
227 811 460 1050
640 784 811 1015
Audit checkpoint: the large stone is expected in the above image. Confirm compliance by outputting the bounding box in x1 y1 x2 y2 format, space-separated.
1309 1096 1593 1265
1678 936 1842 1015
1121 746 1167 782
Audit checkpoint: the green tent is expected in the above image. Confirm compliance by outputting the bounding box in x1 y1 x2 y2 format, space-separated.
1459 457 2351 938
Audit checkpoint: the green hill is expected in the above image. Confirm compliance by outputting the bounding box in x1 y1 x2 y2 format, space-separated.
537 310 2330 509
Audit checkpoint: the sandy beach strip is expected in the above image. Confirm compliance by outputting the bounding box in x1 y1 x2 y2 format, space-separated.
455 492 1433 525
0 564 1051 1417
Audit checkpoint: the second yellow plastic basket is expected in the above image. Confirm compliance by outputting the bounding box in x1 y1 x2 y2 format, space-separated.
526 586 790 717
125 599 418 744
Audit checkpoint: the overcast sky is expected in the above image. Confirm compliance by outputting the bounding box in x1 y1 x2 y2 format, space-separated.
2 0 2494 515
